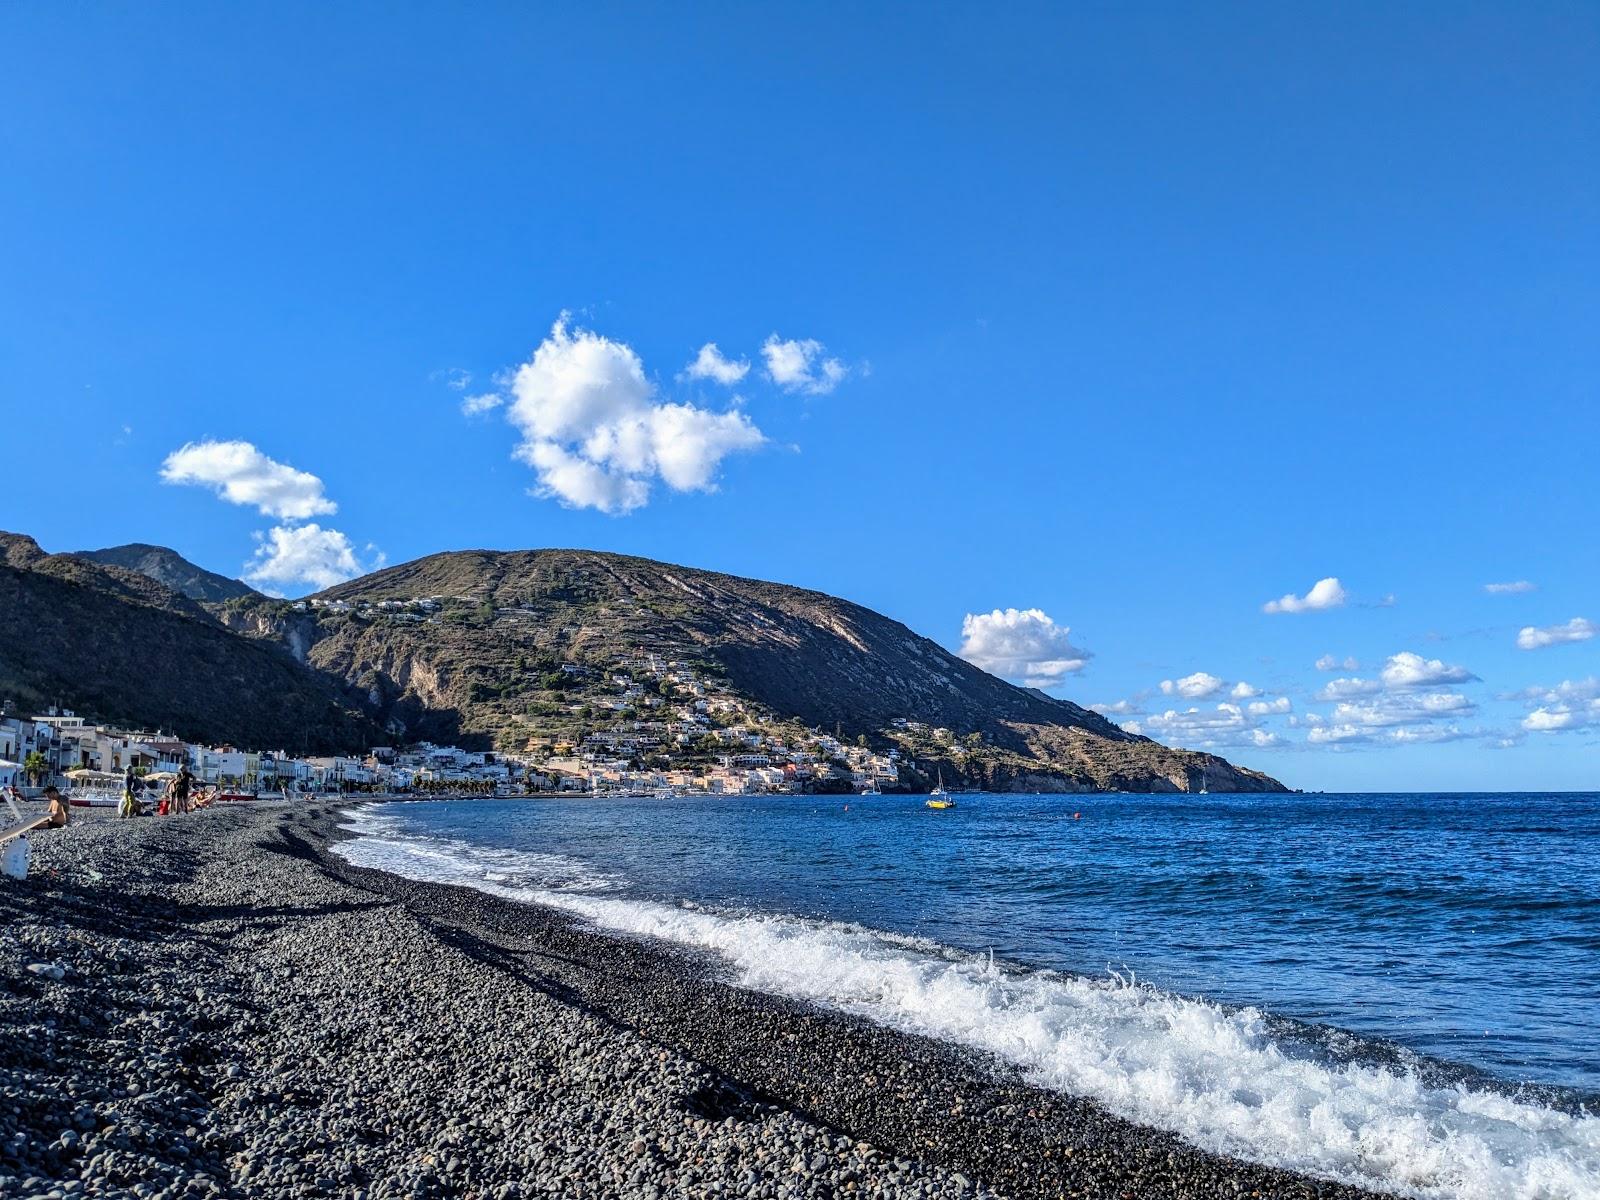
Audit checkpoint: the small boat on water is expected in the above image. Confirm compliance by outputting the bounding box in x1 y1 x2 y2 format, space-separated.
925 770 955 810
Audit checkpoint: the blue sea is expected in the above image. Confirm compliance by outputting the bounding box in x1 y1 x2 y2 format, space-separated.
336 791 1600 1200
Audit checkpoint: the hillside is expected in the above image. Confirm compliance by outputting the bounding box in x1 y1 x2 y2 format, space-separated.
2 534 1287 791
0 533 379 753
74 543 260 603
220 547 1286 793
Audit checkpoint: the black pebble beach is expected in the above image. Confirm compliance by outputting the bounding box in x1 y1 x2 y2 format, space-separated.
0 802 1392 1199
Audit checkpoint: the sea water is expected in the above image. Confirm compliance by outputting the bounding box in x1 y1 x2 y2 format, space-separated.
335 792 1600 1199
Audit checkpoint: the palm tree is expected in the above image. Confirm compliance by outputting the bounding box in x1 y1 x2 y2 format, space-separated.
22 751 48 785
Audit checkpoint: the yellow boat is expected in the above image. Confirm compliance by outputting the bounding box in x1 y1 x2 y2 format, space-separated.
926 770 954 808
925 798 956 810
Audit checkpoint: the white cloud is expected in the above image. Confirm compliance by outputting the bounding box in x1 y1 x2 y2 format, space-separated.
1090 699 1144 716
1315 654 1360 672
958 608 1091 688
1142 702 1284 751
682 343 750 386
499 317 766 514
1329 691 1476 729
1307 720 1492 747
1306 724 1373 745
1507 677 1600 706
762 335 847 395
243 524 376 595
1484 580 1536 595
1229 681 1261 699
1522 705 1598 733
161 440 336 521
1516 617 1597 651
1247 697 1292 716
1379 651 1478 690
1512 678 1600 735
1160 672 1224 700
461 393 503 417
1316 676 1382 701
1262 577 1347 614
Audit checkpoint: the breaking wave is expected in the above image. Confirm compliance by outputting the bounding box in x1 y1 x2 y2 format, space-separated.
335 807 1600 1200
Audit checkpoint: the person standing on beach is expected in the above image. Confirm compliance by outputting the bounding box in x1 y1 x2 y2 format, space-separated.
120 765 139 819
169 765 194 816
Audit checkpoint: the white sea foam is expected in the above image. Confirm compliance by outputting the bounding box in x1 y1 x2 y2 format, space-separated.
334 808 1600 1200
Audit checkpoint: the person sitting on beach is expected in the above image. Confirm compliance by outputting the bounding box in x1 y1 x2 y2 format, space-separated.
42 785 69 828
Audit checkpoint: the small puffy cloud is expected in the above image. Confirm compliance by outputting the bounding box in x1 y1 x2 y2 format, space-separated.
1506 677 1600 706
1160 672 1225 700
1484 580 1536 595
1522 705 1598 733
244 524 376 595
1230 681 1261 699
161 440 336 520
1380 651 1478 690
1263 577 1347 615
1315 654 1360 672
1516 617 1597 651
461 393 503 417
1329 691 1476 729
1512 678 1600 735
436 368 472 391
762 335 847 395
1247 697 1292 716
958 608 1091 688
1307 720 1494 748
1306 724 1372 746
1142 703 1284 751
1316 676 1382 701
498 317 766 514
682 343 750 386
1090 699 1144 717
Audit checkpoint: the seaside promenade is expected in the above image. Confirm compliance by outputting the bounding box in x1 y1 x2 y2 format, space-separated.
1 804 1387 1200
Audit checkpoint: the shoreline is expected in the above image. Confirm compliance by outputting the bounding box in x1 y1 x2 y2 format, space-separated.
2 803 1389 1199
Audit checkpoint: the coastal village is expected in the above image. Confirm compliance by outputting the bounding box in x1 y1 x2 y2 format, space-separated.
0 645 914 800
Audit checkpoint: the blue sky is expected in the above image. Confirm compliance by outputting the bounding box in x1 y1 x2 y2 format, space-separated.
2 4 1595 790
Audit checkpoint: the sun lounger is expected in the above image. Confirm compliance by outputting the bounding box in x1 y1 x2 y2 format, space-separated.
1 815 50 845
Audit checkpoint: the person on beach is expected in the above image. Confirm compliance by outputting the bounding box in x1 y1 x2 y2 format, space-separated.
164 765 194 816
42 785 69 828
120 765 140 819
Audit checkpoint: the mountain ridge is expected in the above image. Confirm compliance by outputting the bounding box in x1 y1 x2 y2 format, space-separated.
74 543 260 603
2 533 1288 792
0 531 380 753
